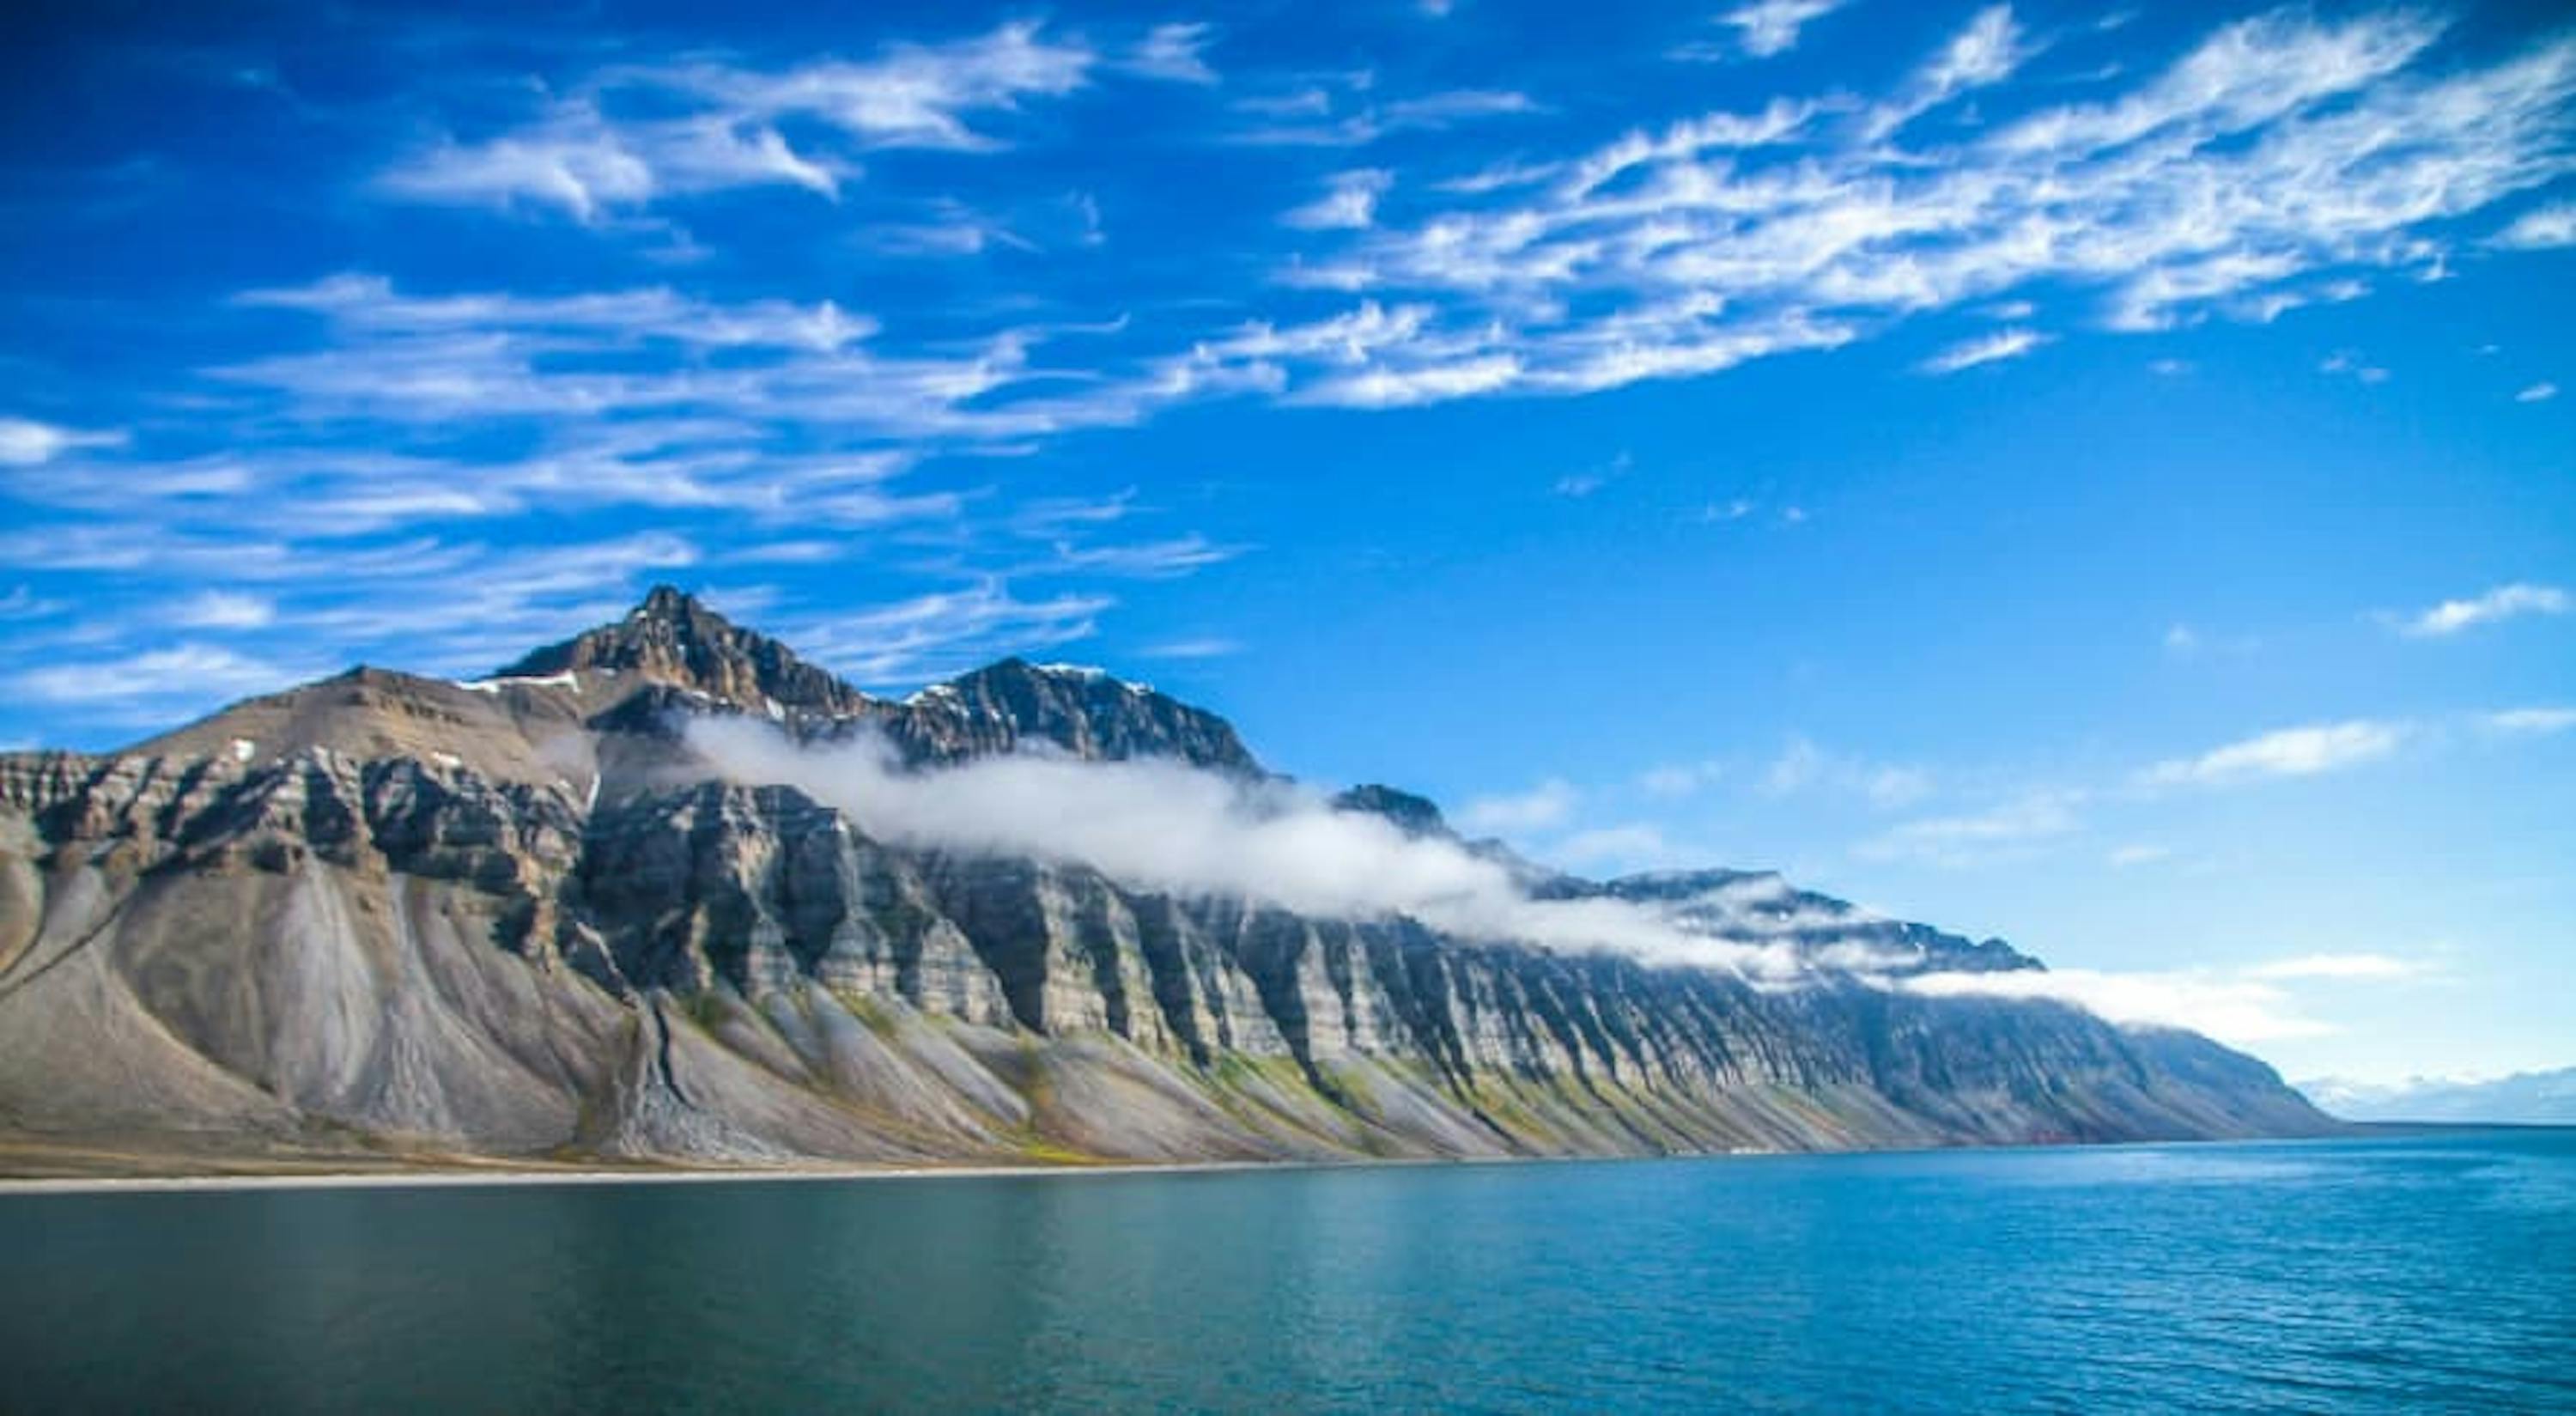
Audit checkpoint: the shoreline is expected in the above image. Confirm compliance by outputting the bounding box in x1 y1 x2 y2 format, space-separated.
0 1147 1690 1196
7 1126 2533 1197
0 1157 1329 1196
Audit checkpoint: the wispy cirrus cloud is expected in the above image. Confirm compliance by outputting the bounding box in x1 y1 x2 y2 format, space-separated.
1711 0 1847 60
1855 790 2081 866
2142 720 2408 788
1861 4 2032 141
1281 168 1394 230
5 643 320 715
1893 954 2429 1046
1765 737 1934 808
2484 706 2576 737
1135 636 1243 660
772 579 1115 684
1249 8 2576 407
0 416 126 466
167 591 277 630
1227 77 1539 147
2490 202 2576 249
2391 582 2572 637
1125 23 1220 86
376 22 1125 220
1919 326 2048 374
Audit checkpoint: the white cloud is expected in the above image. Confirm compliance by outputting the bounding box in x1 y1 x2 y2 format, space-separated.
0 416 125 466
2107 843 2171 867
0 586 62 622
1265 10 2575 408
1856 792 2081 866
1919 326 2048 374
1893 967 2330 1046
1987 9 2445 157
2485 706 2576 736
0 530 756 696
2515 381 2558 403
1892 946 2430 1046
1135 637 1244 660
1553 450 1632 498
378 23 1096 218
7 643 305 708
1718 0 1846 59
1296 353 1525 407
1282 169 1394 231
1382 89 1539 127
775 579 1114 686
169 591 277 630
2395 582 2571 637
861 199 1040 258
1915 5 2029 97
1028 534 1243 580
1127 23 1219 85
1862 5 2033 140
2491 202 2576 249
690 722 1796 976
2320 349 2391 384
1764 737 1932 808
2142 720 2406 787
1456 778 1578 834
1556 98 1826 200
212 272 1218 453
1229 84 1538 147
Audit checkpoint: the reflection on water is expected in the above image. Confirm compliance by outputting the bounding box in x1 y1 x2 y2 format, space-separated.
1 1131 2571 1412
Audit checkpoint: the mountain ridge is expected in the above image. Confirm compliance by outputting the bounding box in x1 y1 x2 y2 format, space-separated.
0 587 2333 1176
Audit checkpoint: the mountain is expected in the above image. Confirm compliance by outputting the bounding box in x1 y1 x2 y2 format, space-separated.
2300 1069 2576 1125
0 588 2331 1176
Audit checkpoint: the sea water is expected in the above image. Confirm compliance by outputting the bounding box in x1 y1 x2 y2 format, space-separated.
2 1129 2569 1412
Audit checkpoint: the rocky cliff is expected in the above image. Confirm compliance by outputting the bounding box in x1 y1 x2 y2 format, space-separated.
0 589 2332 1175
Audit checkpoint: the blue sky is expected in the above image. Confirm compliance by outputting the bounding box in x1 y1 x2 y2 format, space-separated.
2 0 2570 1082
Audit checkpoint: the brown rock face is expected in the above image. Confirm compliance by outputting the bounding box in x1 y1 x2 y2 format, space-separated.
0 591 2335 1175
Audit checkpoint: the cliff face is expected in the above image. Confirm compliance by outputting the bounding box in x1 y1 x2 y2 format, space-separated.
0 590 2331 1174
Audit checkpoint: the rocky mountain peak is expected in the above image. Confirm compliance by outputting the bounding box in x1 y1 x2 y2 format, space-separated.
495 586 872 716
895 655 1262 774
1332 784 1450 837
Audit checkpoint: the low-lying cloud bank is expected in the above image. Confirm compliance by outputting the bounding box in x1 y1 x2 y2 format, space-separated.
1892 951 2432 1048
688 719 1801 978
1893 968 2325 1046
687 718 2411 1048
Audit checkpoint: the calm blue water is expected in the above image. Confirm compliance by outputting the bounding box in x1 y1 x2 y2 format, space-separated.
2 1131 2571 1413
